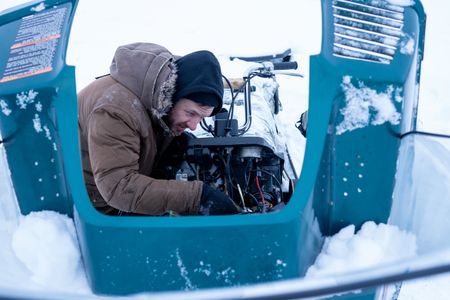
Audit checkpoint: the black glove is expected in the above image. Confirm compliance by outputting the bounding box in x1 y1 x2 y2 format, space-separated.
199 184 241 215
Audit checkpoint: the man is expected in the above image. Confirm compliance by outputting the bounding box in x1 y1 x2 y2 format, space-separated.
78 42 239 216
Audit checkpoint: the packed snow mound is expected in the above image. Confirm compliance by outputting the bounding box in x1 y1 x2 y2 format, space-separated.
11 211 89 293
306 221 417 278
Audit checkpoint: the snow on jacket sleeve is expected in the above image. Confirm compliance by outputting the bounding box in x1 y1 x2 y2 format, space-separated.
87 103 202 215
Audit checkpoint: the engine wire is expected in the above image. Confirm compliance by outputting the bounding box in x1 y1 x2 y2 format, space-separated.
255 175 266 213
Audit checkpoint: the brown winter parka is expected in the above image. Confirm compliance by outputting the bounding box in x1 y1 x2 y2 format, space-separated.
77 43 203 215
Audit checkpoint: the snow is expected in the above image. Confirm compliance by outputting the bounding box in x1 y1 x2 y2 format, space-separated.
15 89 38 109
336 76 402 135
0 0 449 299
387 0 415 6
0 145 20 231
0 99 12 116
30 2 45 12
390 136 450 254
305 222 417 278
400 34 415 55
11 211 89 292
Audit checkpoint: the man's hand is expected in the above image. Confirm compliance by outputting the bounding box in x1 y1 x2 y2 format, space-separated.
199 184 241 215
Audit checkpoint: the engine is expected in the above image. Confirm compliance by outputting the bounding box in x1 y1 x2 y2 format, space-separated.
179 135 288 213
155 59 299 213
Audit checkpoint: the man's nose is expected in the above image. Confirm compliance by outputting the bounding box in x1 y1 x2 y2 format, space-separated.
187 117 201 131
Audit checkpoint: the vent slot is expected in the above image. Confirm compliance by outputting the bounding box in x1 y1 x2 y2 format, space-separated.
332 0 404 64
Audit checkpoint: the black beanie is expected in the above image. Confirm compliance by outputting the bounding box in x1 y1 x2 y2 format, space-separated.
174 50 224 116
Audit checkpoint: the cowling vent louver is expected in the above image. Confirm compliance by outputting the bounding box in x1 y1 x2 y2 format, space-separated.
332 0 404 64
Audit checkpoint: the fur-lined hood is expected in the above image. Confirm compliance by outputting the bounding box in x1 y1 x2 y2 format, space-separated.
110 42 177 121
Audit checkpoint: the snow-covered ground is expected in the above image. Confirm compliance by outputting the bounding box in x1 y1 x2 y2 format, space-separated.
0 0 449 299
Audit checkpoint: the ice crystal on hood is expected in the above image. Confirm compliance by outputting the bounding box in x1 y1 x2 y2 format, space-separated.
336 76 402 135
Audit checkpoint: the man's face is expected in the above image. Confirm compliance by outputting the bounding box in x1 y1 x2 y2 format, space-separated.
167 98 214 135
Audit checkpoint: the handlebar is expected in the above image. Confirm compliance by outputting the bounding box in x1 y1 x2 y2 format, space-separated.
245 61 299 77
272 61 298 70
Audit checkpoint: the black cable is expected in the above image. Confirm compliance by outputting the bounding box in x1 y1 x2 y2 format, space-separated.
259 168 282 187
243 158 253 192
186 161 198 179
247 192 260 207
237 74 258 136
225 151 236 200
400 130 450 139
258 168 284 203
222 70 274 137
200 75 236 136
224 73 256 136
222 74 238 136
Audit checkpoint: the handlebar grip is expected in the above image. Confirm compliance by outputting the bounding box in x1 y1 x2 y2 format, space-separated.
272 61 298 70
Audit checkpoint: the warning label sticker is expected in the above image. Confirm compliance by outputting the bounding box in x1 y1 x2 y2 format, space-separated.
0 7 67 83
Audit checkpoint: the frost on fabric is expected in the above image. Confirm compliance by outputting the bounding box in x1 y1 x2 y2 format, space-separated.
336 76 402 135
305 221 417 278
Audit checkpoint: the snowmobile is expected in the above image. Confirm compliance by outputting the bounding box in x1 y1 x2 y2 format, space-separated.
0 0 436 298
156 57 300 216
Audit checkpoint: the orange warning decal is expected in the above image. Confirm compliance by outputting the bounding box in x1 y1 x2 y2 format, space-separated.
0 67 53 83
10 34 61 49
